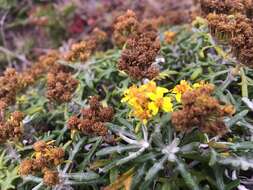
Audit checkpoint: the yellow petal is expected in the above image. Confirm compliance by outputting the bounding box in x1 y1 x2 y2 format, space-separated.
175 93 182 103
143 119 148 125
192 83 200 89
146 92 157 101
148 102 159 116
121 96 130 103
156 87 169 96
162 97 173 112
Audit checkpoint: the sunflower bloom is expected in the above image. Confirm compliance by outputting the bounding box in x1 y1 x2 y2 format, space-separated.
164 31 176 44
122 81 173 124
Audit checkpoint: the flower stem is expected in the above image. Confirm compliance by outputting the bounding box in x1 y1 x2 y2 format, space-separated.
240 67 248 98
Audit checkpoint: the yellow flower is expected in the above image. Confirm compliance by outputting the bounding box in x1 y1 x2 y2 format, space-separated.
148 97 173 115
147 87 173 115
140 80 157 93
121 81 173 124
171 80 192 102
164 31 176 44
193 81 208 89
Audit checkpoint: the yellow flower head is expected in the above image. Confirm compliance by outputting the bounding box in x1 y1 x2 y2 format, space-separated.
122 81 173 124
193 80 208 89
147 87 173 115
171 80 192 103
164 31 176 44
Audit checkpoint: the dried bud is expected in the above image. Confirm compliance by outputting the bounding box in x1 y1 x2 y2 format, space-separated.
113 10 139 47
92 122 108 136
47 71 79 103
171 85 235 136
19 159 34 176
43 170 59 186
50 148 65 165
98 107 114 122
88 96 101 110
33 140 47 152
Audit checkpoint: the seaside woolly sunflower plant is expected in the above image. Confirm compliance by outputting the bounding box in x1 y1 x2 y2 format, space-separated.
0 6 253 190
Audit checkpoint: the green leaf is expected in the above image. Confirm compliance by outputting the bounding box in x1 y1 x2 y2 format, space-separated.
176 159 200 190
96 145 139 156
0 166 19 190
225 110 248 127
145 155 167 181
63 171 99 181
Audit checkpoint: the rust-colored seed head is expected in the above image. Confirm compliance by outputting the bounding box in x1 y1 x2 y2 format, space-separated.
33 156 48 170
88 96 101 110
0 110 25 142
33 140 48 152
81 108 95 119
65 41 91 62
11 111 24 122
0 68 20 105
46 71 79 103
19 141 65 185
67 115 80 129
78 119 95 134
67 96 113 136
113 10 139 47
201 0 253 68
65 28 106 62
43 170 59 186
92 27 107 43
118 29 160 80
171 85 234 136
200 0 246 16
0 50 61 107
50 148 65 165
98 107 114 122
19 159 34 176
92 122 108 136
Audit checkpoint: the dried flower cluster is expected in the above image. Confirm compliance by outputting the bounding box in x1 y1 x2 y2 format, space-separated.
200 0 253 17
122 81 173 124
65 28 107 62
68 96 114 136
113 10 139 47
19 140 65 186
26 50 60 82
171 84 235 136
0 68 21 106
46 68 79 103
0 111 24 143
171 80 211 103
0 51 60 108
34 50 80 103
0 47 79 107
115 10 161 80
201 0 253 67
118 30 160 80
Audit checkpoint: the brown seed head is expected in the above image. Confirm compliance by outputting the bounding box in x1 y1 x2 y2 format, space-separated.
43 170 59 186
19 159 34 176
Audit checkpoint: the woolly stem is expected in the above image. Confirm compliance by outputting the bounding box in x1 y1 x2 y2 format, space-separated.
62 137 86 173
240 67 248 98
31 182 43 190
220 69 235 92
23 175 43 183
